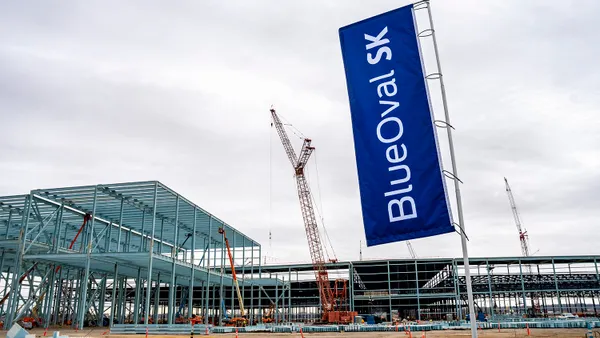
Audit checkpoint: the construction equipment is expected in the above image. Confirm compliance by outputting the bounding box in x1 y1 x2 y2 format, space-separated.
262 303 276 323
504 177 540 316
270 107 356 323
218 227 247 327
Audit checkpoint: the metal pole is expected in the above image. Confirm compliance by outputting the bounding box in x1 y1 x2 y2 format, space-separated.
78 188 98 329
418 2 477 335
250 243 255 323
415 261 420 321
153 273 160 323
6 196 31 326
387 261 392 320
519 260 527 315
168 196 180 324
486 261 494 321
552 258 562 312
219 228 225 326
204 216 212 325
258 246 262 323
109 264 118 327
189 208 197 317
144 182 159 325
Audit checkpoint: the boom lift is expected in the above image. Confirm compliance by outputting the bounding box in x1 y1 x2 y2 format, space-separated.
270 107 356 323
218 227 248 327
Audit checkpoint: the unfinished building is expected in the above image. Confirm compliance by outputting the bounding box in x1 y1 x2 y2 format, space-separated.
0 181 599 330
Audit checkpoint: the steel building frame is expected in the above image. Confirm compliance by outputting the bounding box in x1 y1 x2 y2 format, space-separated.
1 181 599 329
0 181 279 330
236 255 600 322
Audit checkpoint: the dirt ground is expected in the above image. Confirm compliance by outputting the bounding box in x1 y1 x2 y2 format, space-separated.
13 327 595 338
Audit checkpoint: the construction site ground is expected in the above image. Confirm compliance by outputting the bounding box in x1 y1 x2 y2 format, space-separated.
12 327 596 337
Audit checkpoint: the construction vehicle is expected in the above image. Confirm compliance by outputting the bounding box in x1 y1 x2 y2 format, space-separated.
218 227 248 327
262 303 276 323
189 314 203 326
270 107 357 324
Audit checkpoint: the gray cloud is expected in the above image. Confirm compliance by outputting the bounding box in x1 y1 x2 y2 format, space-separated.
1 0 599 264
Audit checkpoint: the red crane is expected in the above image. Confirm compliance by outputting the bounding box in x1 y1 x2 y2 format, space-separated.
504 177 540 315
270 107 353 322
218 227 247 326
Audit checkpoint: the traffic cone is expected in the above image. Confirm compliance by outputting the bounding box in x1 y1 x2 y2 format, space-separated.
43 327 48 336
235 327 238 338
526 323 530 336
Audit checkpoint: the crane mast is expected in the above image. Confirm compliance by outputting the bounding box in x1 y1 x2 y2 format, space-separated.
504 178 531 258
504 177 540 315
270 107 334 319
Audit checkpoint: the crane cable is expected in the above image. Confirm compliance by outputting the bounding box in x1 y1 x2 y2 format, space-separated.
278 113 306 140
315 150 338 262
274 115 338 262
308 149 338 262
268 120 275 264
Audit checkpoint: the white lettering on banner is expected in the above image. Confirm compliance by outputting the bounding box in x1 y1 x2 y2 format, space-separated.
365 27 392 64
365 26 417 223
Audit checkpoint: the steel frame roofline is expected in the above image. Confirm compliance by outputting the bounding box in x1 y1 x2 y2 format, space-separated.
245 254 600 273
22 180 259 249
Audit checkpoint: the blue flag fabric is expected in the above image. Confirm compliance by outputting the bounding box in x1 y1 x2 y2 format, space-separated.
339 4 454 246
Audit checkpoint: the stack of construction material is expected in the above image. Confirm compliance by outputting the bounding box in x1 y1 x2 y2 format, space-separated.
7 324 68 338
7 324 35 338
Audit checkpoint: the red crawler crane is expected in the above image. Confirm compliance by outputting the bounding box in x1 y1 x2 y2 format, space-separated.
504 177 540 316
270 107 356 323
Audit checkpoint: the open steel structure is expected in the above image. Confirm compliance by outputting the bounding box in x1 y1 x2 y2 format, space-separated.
1 181 600 329
0 181 286 330
234 255 600 322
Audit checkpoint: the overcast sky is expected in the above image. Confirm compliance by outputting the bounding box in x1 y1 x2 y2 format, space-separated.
1 0 599 264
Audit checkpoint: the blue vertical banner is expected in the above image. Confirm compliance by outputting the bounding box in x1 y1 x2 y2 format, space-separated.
339 4 453 246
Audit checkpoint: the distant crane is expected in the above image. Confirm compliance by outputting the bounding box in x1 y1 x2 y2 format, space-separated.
504 178 531 257
407 241 417 259
270 106 355 323
504 177 540 315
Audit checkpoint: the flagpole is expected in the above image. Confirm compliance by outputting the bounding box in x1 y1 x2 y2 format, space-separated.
415 1 478 336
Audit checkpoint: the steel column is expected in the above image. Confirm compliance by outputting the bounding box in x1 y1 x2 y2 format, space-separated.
204 216 212 325
109 264 118 327
552 258 562 312
168 196 180 324
415 261 421 321
6 195 31 326
144 182 159 325
77 188 98 329
486 260 494 320
189 208 197 317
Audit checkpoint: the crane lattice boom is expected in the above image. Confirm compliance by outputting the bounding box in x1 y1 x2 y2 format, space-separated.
504 177 539 314
504 177 531 258
270 107 334 318
407 241 417 259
